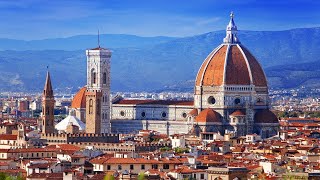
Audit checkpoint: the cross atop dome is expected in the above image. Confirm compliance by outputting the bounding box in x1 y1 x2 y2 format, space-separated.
223 11 240 44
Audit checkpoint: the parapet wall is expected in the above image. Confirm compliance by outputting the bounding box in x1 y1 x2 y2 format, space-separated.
67 133 119 143
68 142 171 153
41 133 119 144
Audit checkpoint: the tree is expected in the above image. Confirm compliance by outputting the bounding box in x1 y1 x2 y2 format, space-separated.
174 147 189 153
104 174 115 180
160 147 171 152
138 173 145 180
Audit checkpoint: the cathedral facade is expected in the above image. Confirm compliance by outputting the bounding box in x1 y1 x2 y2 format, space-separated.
70 13 279 138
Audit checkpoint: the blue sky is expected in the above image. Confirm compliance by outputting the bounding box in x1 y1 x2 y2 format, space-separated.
0 0 319 40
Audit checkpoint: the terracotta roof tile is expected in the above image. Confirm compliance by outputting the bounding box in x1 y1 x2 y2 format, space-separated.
196 45 227 86
230 110 246 116
48 144 81 151
225 45 251 85
71 87 87 109
188 108 198 116
254 109 279 124
195 44 268 87
0 134 17 140
195 108 222 123
27 173 63 179
241 45 267 87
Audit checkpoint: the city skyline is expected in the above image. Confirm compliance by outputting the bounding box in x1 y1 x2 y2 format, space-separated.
0 0 319 40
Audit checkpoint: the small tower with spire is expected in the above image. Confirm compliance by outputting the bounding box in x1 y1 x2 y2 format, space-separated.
223 12 240 44
41 68 55 134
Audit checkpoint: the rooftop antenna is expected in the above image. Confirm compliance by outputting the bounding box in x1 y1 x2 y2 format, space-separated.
98 30 100 48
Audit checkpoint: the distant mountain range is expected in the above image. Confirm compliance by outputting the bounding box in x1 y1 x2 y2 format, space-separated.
0 34 176 50
0 27 319 93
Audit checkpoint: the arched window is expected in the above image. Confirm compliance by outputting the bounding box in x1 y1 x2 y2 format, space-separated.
89 99 93 114
91 69 96 85
103 72 107 84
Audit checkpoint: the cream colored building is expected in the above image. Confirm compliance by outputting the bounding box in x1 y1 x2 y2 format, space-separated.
90 157 183 174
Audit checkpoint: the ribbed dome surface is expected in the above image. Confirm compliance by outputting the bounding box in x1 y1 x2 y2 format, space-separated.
195 44 267 87
71 87 87 109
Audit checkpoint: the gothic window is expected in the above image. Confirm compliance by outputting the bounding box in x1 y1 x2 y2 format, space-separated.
91 69 96 85
103 72 107 84
89 99 93 114
93 72 96 84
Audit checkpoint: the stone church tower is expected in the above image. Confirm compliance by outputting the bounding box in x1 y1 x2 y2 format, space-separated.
42 70 55 134
85 43 112 134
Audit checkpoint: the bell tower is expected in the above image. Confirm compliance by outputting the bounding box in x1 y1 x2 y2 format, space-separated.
42 70 55 134
85 33 111 134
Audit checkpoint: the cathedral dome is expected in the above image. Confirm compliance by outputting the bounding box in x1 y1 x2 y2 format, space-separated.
254 109 279 124
71 87 87 109
195 13 267 87
195 108 222 123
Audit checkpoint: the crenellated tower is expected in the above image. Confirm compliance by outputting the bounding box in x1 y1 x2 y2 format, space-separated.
85 36 111 134
42 70 55 134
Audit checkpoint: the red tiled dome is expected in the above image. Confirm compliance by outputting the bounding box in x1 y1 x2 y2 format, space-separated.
230 110 245 116
71 87 87 109
254 109 279 124
195 44 267 87
195 108 222 123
